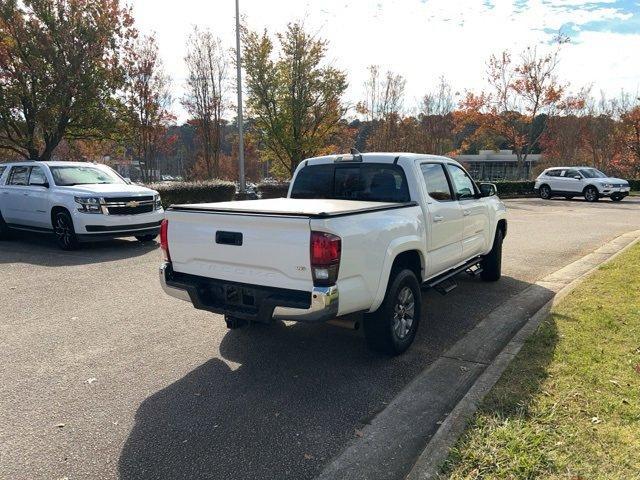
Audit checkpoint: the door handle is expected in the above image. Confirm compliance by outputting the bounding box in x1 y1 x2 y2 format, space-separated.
433 215 444 222
463 210 471 216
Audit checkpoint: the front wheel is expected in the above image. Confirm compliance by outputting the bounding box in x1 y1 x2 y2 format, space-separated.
539 185 552 199
480 228 503 281
364 269 422 355
135 234 158 242
54 211 80 250
610 193 624 202
584 186 599 202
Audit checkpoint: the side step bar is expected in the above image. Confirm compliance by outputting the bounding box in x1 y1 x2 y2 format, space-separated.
423 256 482 295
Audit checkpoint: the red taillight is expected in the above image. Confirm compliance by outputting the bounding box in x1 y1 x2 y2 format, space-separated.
160 219 170 262
310 231 341 286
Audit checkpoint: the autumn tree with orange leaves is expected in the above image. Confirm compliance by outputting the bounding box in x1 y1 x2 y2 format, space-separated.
458 39 571 178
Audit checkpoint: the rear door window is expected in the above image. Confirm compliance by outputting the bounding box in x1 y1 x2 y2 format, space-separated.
290 163 410 202
8 166 30 186
29 167 48 186
421 163 452 201
545 169 560 177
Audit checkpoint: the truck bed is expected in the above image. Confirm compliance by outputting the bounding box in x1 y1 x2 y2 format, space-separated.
169 197 417 218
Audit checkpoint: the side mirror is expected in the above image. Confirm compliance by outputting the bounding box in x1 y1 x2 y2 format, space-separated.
573 175 581 180
479 182 497 197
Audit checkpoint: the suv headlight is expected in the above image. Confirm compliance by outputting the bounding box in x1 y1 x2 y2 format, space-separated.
154 194 162 210
602 183 613 188
74 196 103 214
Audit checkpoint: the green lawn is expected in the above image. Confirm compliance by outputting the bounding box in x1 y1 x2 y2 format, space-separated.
441 243 640 480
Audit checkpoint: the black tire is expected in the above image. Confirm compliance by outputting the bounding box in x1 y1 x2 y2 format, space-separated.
363 268 422 355
610 194 623 202
53 210 80 250
480 228 503 282
0 211 11 240
135 234 158 242
584 186 599 202
539 185 552 199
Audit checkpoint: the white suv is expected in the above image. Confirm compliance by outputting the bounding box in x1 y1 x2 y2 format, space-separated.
534 167 630 202
0 161 164 249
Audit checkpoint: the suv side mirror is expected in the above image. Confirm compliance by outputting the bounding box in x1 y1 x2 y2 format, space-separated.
573 175 581 180
479 182 497 197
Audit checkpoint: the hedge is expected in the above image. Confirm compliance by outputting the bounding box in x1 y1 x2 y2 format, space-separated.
148 180 236 208
629 179 640 191
257 182 290 199
491 180 537 197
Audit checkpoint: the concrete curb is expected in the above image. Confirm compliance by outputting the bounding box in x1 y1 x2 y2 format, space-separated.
316 230 640 480
406 229 640 480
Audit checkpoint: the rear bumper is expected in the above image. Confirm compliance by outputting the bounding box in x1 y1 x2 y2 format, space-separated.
159 262 338 322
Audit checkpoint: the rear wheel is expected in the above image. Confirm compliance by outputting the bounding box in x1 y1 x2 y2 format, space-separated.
584 186 599 202
364 269 422 355
135 234 158 242
53 210 79 250
480 228 503 281
0 211 11 240
539 185 552 199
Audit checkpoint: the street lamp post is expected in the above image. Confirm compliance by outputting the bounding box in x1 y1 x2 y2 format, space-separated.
235 0 246 194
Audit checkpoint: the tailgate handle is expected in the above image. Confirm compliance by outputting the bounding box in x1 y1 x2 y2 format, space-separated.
216 231 243 246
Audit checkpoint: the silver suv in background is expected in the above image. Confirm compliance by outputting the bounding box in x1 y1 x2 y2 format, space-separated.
534 167 630 202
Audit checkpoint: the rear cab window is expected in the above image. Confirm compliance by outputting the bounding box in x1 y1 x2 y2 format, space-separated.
290 162 410 203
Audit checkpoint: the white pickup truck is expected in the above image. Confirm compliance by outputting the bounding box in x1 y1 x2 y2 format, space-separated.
160 152 507 354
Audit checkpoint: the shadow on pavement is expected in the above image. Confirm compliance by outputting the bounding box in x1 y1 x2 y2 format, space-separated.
118 274 538 480
0 230 157 267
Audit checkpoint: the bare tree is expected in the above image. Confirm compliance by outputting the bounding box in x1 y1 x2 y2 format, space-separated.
358 65 406 121
421 76 455 116
183 26 228 178
123 34 173 183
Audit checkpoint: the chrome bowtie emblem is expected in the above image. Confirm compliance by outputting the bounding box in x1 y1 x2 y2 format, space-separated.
126 200 140 208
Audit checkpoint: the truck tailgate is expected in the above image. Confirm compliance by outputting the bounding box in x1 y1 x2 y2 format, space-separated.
166 209 313 291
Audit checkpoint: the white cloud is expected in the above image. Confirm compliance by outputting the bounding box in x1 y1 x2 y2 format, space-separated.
130 0 640 122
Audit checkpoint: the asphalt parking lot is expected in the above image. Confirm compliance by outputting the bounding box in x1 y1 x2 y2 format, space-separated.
2 197 639 480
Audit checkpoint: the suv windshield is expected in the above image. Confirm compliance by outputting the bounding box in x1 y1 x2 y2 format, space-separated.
50 166 125 186
290 163 410 203
579 168 607 179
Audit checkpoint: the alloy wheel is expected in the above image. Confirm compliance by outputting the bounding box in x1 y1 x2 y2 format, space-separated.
392 286 415 339
55 215 72 248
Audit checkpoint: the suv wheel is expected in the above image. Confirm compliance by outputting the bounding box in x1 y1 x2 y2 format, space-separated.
584 186 599 202
0 211 11 240
610 193 624 202
54 211 80 250
539 185 552 199
364 268 422 355
480 228 503 281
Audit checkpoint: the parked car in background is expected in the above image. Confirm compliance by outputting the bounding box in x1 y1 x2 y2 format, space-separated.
0 161 164 250
159 152 507 355
534 167 630 202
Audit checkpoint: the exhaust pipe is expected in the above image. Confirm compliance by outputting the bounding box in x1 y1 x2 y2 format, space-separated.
327 318 360 330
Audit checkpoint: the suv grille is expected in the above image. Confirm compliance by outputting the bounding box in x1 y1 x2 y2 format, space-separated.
103 196 155 216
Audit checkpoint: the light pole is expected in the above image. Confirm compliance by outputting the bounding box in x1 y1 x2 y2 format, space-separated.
235 0 246 194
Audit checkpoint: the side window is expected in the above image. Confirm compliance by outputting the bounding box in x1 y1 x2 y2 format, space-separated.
564 169 579 178
421 163 452 201
8 166 30 186
447 164 476 200
546 169 560 177
28 167 47 186
0 165 6 180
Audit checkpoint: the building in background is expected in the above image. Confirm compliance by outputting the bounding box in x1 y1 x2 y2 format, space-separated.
455 150 541 181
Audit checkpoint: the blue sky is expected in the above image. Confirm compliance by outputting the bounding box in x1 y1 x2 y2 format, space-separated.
131 0 640 121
